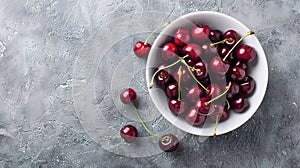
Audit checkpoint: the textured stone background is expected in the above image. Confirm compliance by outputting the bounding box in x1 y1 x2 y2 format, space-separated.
0 0 299 167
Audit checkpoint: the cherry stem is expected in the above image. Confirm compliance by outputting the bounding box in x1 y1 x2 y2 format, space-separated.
177 66 182 101
223 31 255 61
225 99 230 110
205 82 232 105
187 65 201 73
149 55 189 89
144 22 170 45
213 114 219 138
180 58 208 92
210 38 232 46
131 102 161 139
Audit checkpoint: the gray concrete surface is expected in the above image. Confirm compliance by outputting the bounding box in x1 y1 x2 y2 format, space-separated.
0 0 299 167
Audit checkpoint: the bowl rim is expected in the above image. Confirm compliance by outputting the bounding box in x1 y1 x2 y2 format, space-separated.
146 11 269 136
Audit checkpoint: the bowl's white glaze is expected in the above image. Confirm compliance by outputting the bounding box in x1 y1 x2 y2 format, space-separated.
146 11 268 136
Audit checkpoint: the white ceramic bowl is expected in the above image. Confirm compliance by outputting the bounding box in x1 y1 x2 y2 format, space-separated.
146 11 268 136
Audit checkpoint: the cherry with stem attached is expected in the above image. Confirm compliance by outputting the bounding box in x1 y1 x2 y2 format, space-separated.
120 88 179 152
149 55 189 89
134 22 170 58
168 66 187 115
222 31 254 61
204 82 232 137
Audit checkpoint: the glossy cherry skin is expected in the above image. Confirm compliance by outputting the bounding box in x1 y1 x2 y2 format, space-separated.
159 134 179 152
236 44 257 63
174 66 191 85
239 76 255 96
120 88 137 104
191 25 210 42
168 99 186 115
193 61 208 81
133 41 151 58
223 30 238 47
186 85 205 103
120 125 138 143
195 97 212 114
174 28 191 46
226 81 240 99
217 45 230 58
209 30 223 42
185 57 196 67
166 82 178 98
207 84 222 99
231 95 249 113
186 107 206 126
156 70 171 86
182 44 202 62
228 66 246 81
209 104 229 122
161 43 179 62
210 56 230 76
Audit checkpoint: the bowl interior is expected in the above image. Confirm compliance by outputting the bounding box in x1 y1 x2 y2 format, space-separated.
146 11 268 136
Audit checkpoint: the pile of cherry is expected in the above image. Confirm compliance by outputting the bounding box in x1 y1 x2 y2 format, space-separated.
149 25 256 129
119 22 256 152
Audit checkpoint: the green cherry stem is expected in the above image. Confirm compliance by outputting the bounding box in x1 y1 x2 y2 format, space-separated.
149 55 189 89
223 31 255 61
131 102 161 139
205 82 232 105
225 99 230 110
177 66 182 101
210 38 232 46
144 22 170 45
180 58 208 92
213 114 219 138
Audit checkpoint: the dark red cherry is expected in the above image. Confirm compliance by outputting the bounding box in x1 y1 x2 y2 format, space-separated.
191 25 210 42
120 88 137 104
159 134 179 152
161 43 179 62
223 30 238 47
195 97 212 114
199 76 211 86
231 95 249 113
236 44 257 63
228 66 246 81
209 30 223 42
186 107 206 126
184 57 196 67
239 76 255 96
182 44 202 62
207 84 222 99
209 104 229 122
210 56 230 76
173 66 191 85
156 70 171 86
226 82 240 99
133 41 151 58
166 82 178 98
186 85 205 103
193 61 208 81
168 99 186 115
174 28 191 46
217 45 230 58
120 125 138 143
